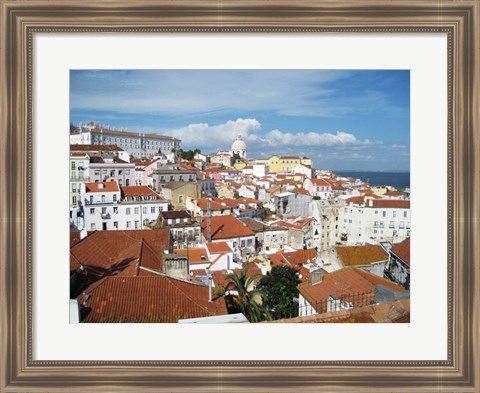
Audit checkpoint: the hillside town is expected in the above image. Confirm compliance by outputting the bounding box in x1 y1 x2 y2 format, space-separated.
69 121 410 324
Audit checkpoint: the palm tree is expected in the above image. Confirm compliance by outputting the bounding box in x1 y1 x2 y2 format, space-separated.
224 269 271 323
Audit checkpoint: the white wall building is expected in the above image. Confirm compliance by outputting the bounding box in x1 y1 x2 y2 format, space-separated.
77 182 169 231
70 122 181 158
338 197 411 245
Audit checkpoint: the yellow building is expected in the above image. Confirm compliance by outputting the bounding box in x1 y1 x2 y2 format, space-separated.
268 155 312 173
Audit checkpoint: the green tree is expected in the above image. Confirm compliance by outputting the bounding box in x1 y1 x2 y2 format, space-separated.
224 269 271 323
230 152 241 166
257 265 301 319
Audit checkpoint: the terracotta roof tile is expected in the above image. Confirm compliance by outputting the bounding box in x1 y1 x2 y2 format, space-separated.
85 182 119 193
70 229 170 277
174 248 209 264
206 242 232 254
298 267 404 313
390 237 410 266
371 199 410 209
200 215 255 240
120 186 161 198
78 276 227 323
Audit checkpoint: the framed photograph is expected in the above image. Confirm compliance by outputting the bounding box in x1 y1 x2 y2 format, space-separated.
1 0 479 392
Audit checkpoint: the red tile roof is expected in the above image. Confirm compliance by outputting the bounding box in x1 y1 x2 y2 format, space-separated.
174 248 209 264
335 245 388 267
195 198 230 210
78 276 227 323
390 237 411 266
121 186 161 198
371 199 410 209
269 249 317 269
85 182 119 193
200 215 255 240
298 267 405 313
70 229 170 277
310 178 332 187
161 210 191 219
70 144 124 152
206 242 233 254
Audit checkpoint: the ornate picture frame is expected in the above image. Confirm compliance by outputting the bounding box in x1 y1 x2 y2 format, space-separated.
1 1 478 391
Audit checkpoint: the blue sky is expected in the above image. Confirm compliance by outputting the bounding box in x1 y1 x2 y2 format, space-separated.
70 70 410 171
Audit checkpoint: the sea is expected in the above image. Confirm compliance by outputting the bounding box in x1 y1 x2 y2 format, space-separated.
333 171 410 191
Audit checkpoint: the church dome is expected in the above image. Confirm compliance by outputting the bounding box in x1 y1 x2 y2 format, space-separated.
231 134 247 151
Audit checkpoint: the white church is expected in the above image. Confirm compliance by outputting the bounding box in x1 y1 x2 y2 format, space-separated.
230 134 247 159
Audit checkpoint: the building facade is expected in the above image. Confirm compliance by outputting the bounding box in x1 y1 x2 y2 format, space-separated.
70 122 181 158
76 182 169 231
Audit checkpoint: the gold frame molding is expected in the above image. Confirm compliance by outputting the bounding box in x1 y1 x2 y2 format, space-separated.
1 1 479 392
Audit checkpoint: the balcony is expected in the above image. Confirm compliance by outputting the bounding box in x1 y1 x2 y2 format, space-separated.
101 213 111 219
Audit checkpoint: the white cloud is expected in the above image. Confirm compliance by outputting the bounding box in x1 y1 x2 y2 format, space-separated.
392 144 406 149
167 118 377 154
168 118 261 152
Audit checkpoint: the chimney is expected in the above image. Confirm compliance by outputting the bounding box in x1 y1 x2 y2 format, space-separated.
311 270 324 284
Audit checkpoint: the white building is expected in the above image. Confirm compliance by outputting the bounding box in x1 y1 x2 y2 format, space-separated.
70 121 181 158
338 197 411 245
77 182 169 231
231 134 247 159
89 156 136 187
70 152 90 212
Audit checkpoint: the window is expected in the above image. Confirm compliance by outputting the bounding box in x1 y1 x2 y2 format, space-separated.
126 221 131 228
126 169 130 175
134 207 139 214
247 239 253 246
151 207 155 213
135 221 140 229
71 161 76 170
90 208 95 214
142 207 147 214
382 211 386 217
119 179 123 186
393 211 397 218
113 194 117 202
94 170 100 176
241 240 246 248
72 184 76 192
102 169 107 174
404 211 408 218
90 223 96 230
126 208 131 215
113 207 118 214
72 196 77 205
110 170 115 177
126 179 130 186
89 195 93 204
101 207 107 214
